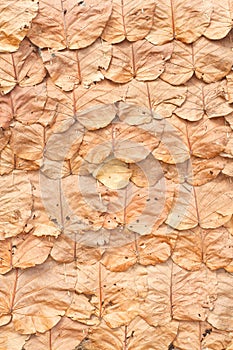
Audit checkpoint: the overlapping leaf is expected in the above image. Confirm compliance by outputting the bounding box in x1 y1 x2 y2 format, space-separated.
24 317 88 350
175 77 233 121
146 0 212 45
124 79 187 118
0 0 38 52
204 0 233 40
0 259 76 334
41 39 112 91
28 0 112 50
0 39 46 95
161 36 233 85
166 175 233 230
103 40 172 83
102 0 155 43
0 171 32 239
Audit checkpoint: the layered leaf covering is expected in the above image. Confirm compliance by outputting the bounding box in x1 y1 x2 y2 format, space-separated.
0 0 233 349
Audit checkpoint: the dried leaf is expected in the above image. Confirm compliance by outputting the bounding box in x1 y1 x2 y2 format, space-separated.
175 77 233 121
129 154 164 187
0 171 32 239
172 225 233 271
51 234 102 264
0 233 53 274
124 79 187 118
0 323 28 350
166 175 233 230
172 263 217 321
207 269 233 331
102 234 171 272
0 145 14 175
102 0 155 43
77 104 117 131
0 259 75 334
79 123 159 164
0 0 38 52
93 159 132 190
161 37 233 85
10 122 44 161
41 39 112 91
204 0 233 40
154 115 229 163
0 39 46 95
28 0 112 50
103 40 172 83
85 318 178 350
173 321 233 350
146 0 212 45
24 317 88 350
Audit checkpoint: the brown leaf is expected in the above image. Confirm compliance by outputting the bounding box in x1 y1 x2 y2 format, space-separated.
163 156 226 186
28 0 112 50
0 0 38 52
0 171 32 239
172 263 217 322
129 154 164 187
77 104 117 131
0 82 47 129
207 269 233 331
175 77 233 121
0 233 53 274
27 171 62 238
226 71 233 103
146 0 212 45
0 259 75 334
204 0 233 40
79 123 159 164
0 39 46 95
103 40 172 83
124 79 187 118
85 318 178 350
0 145 14 176
74 263 148 327
0 323 28 350
102 234 172 272
172 225 233 271
10 122 44 161
166 175 233 230
161 37 233 85
173 321 233 350
41 39 112 91
51 234 102 264
154 115 229 163
24 317 88 350
101 0 155 43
